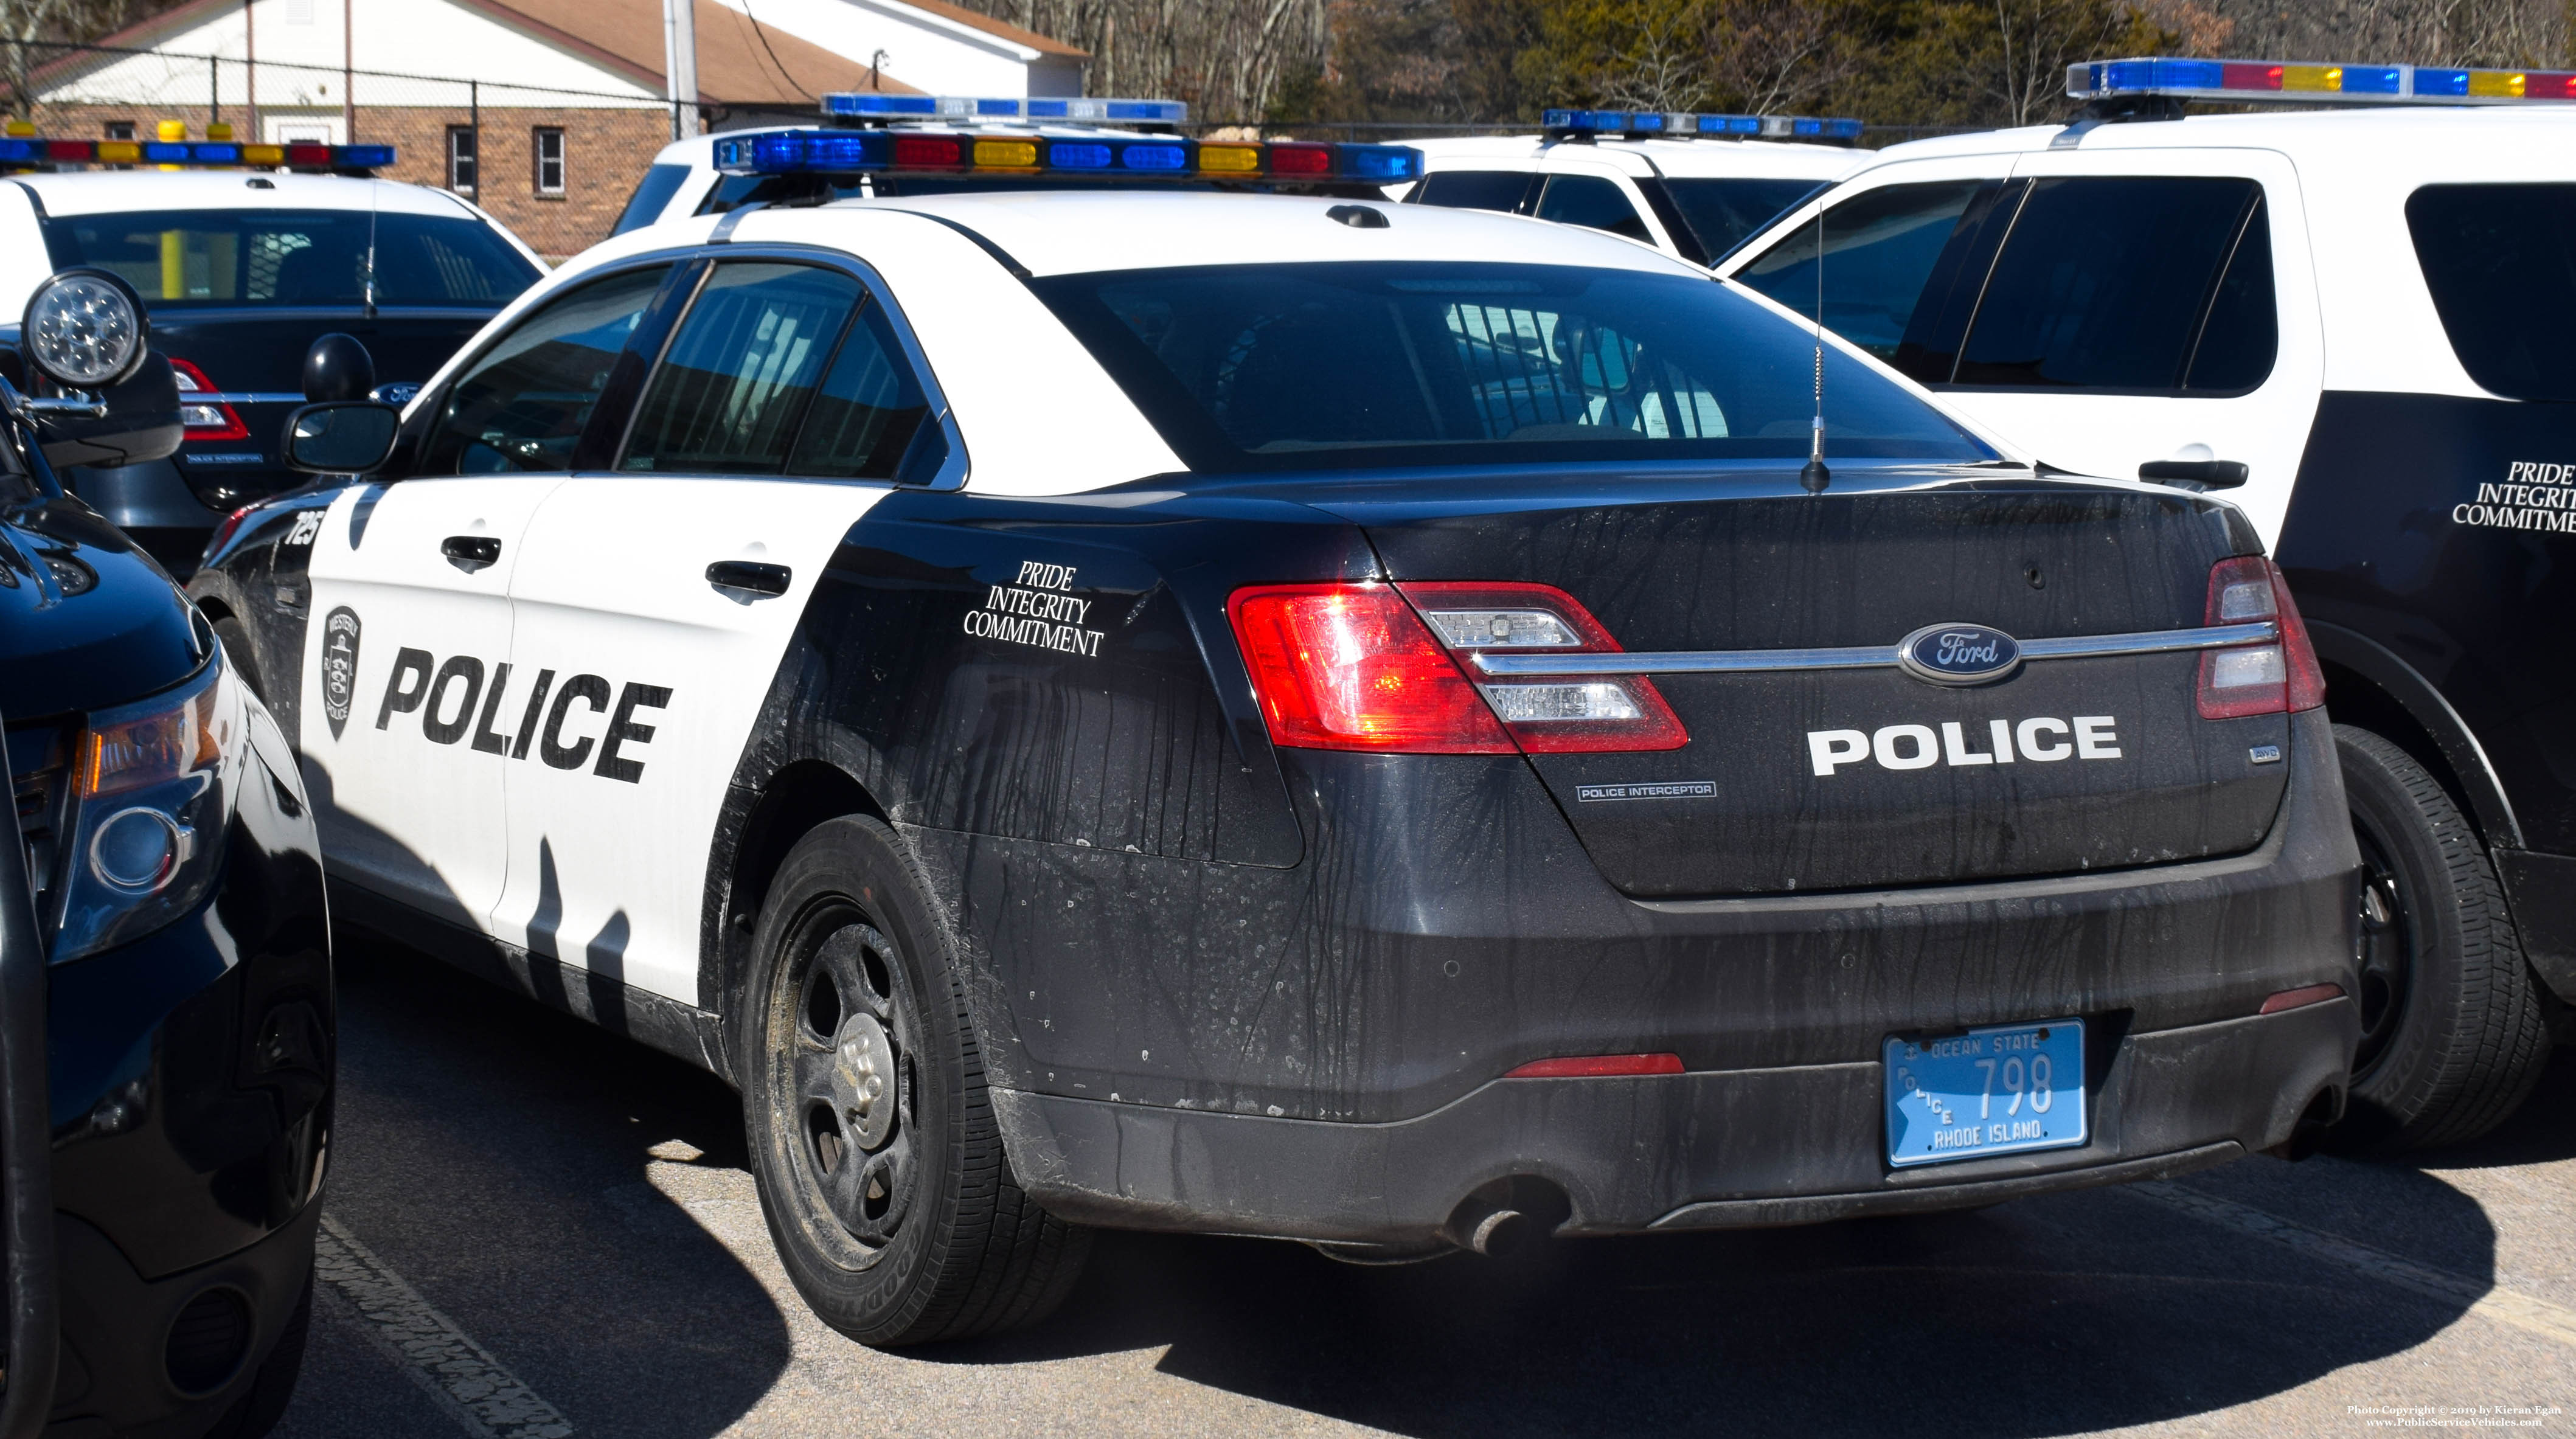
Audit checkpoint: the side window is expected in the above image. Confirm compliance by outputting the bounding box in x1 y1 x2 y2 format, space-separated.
2182 199 2276 392
1534 175 1652 244
2408 184 2576 401
421 265 668 475
1737 181 1983 366
622 262 863 475
788 303 933 479
1953 176 2269 391
1413 170 1539 214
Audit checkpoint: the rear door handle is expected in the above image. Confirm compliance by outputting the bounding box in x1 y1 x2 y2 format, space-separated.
442 535 502 570
2137 459 2249 491
706 560 792 598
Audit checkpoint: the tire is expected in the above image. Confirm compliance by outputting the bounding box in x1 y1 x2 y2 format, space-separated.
212 615 267 704
2331 725 2551 1153
206 1270 313 1439
738 815 1089 1347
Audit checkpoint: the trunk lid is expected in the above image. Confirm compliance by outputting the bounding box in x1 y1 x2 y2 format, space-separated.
1320 464 2286 897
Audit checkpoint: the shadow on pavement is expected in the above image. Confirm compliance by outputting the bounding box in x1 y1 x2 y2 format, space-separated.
317 938 789 1438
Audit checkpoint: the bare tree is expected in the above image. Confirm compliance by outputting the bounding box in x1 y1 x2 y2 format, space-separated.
2 0 133 120
979 0 1333 121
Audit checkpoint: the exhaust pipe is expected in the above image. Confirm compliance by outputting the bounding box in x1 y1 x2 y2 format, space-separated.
1443 1177 1569 1257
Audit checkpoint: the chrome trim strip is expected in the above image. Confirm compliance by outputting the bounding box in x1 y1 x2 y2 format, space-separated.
190 392 307 404
1468 622 2280 678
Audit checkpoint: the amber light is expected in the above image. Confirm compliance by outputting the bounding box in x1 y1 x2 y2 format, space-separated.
79 684 222 799
1506 1054 1685 1078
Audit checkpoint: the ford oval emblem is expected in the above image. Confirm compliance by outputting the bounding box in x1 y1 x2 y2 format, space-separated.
1897 622 2022 687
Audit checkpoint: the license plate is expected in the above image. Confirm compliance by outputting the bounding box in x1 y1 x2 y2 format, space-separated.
1883 1018 2086 1168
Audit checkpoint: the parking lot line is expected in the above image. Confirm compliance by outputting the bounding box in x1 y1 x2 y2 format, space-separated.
2126 1180 2576 1348
314 1213 577 1439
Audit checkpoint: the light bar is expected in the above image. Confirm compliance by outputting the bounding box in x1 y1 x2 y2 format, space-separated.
711 127 1420 183
0 137 394 169
2069 57 2576 105
822 93 1190 127
1538 109 1864 142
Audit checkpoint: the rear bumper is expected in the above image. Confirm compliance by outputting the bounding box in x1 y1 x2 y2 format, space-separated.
998 1000 2352 1243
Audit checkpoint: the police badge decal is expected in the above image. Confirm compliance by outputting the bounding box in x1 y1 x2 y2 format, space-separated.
321 606 362 738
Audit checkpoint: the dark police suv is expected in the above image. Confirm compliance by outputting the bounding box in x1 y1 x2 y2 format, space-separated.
0 149 544 577
191 134 2358 1347
2 266 330 1434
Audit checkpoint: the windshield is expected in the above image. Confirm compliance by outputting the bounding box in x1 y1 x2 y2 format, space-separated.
1034 262 1993 473
1661 178 1826 260
40 208 540 308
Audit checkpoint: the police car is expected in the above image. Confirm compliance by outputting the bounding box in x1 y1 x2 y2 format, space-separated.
0 131 545 575
1397 109 1869 265
3 265 330 1434
1712 59 2576 1151
191 127 2360 1347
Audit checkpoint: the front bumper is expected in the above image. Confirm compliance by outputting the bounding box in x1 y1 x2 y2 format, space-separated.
948 706 2359 1244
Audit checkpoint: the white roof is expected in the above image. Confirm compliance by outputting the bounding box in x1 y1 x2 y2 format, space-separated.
13 171 496 219
811 189 1711 277
1407 134 1867 181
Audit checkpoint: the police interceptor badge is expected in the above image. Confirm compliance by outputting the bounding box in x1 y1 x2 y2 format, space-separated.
1896 622 2022 687
321 606 361 739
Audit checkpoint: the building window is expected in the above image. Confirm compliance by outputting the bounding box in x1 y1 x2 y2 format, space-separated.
533 127 565 195
103 121 134 140
447 125 478 195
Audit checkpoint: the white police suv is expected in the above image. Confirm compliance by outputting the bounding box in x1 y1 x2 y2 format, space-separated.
1716 58 2576 1151
190 126 2360 1347
1398 109 1869 265
0 134 544 574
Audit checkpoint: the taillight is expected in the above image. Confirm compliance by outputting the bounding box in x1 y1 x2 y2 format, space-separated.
2197 555 2326 719
1225 581 1687 755
167 358 248 442
1227 584 1515 752
1398 582 1687 752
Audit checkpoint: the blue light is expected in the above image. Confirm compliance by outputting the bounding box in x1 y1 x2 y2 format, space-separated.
1026 99 1072 118
1104 100 1187 123
2416 67 2471 95
824 93 936 116
0 139 35 162
1790 117 1823 136
1824 117 1864 140
720 130 889 173
339 144 394 167
1050 141 1111 168
2102 57 2222 89
1698 113 1761 136
1628 112 1667 132
2342 66 2402 94
1338 144 1422 181
1120 142 1187 170
974 98 1021 116
144 142 189 162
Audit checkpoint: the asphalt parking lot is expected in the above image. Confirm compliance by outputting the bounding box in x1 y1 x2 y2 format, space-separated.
275 939 2576 1439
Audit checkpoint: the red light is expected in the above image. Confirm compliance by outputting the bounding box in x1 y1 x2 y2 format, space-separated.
45 140 94 161
167 358 249 442
2221 62 2285 90
1267 144 1333 176
2528 71 2576 99
283 143 333 167
2196 556 2324 720
1396 581 1688 753
893 135 963 168
1228 583 1515 753
1506 1053 1685 1078
2259 982 2344 1015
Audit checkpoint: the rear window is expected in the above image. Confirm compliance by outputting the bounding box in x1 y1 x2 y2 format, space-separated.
2409 184 2576 401
1033 261 1994 473
1659 178 1823 260
40 208 540 308
612 163 692 236
1412 170 1537 213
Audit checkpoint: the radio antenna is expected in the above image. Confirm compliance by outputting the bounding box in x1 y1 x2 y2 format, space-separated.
1800 196 1830 494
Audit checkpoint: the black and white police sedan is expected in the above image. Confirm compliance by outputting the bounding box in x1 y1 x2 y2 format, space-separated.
0 136 544 574
191 134 2360 1347
1715 59 2576 1151
1398 108 1867 265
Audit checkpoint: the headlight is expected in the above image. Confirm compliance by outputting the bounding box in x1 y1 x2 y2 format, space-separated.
50 648 244 963
21 267 147 389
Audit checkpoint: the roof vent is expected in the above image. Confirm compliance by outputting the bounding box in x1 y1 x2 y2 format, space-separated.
1327 204 1388 229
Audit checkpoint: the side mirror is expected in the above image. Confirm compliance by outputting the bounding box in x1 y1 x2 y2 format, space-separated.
282 401 401 475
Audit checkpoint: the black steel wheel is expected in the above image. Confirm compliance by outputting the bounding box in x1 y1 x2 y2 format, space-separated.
2330 726 2550 1153
740 815 1089 1346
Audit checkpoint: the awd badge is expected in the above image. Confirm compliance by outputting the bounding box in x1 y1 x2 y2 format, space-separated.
1896 622 2021 687
321 606 361 738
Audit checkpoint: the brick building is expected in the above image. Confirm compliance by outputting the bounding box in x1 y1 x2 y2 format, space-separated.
29 0 1086 260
